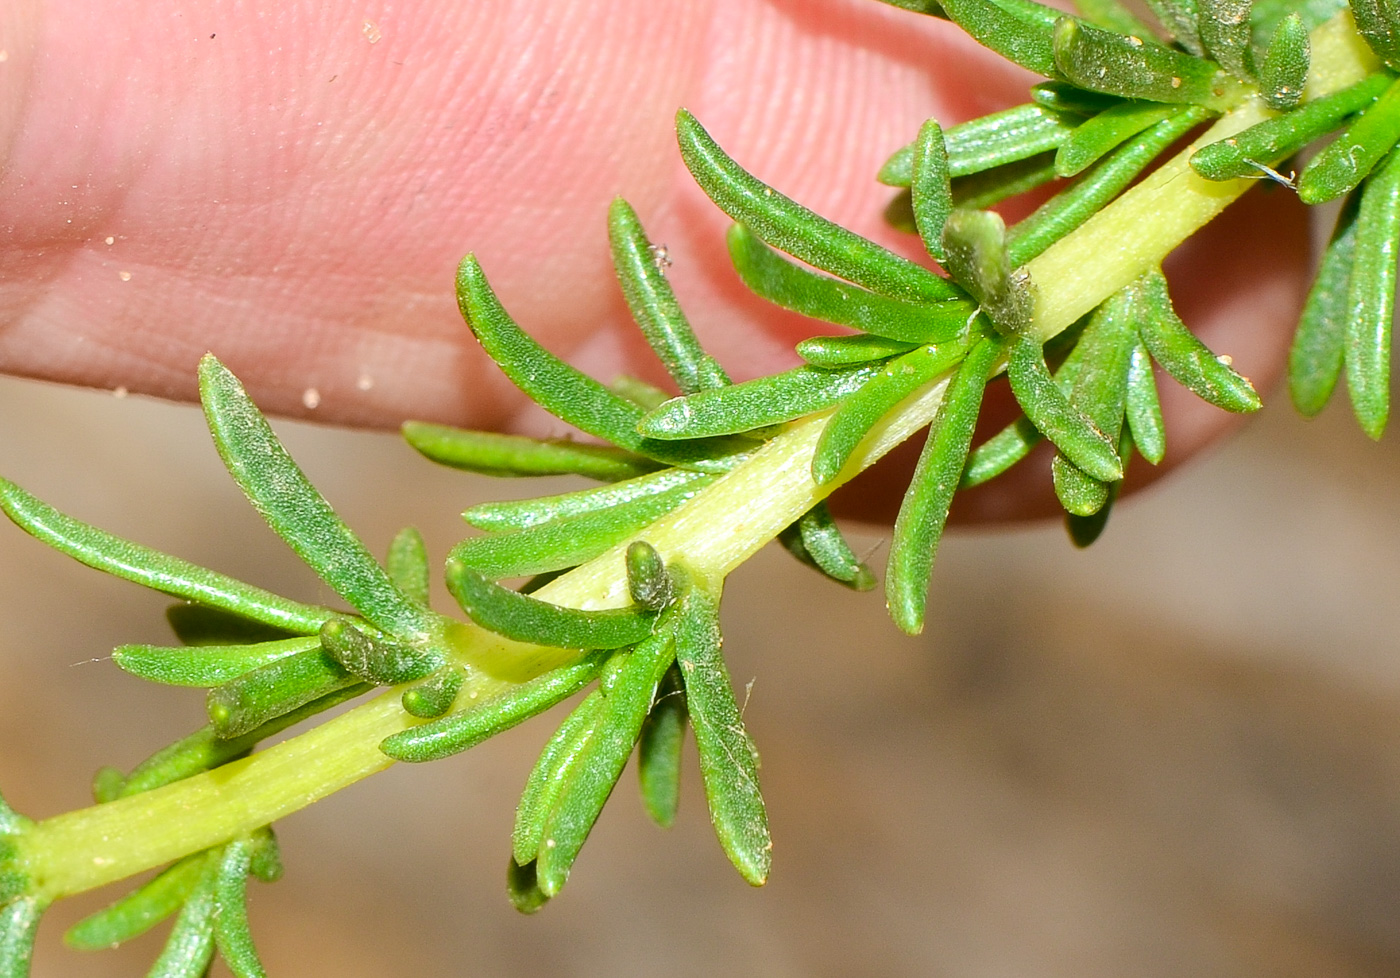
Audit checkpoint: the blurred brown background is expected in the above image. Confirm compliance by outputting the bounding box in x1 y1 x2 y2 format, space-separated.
2 368 1400 977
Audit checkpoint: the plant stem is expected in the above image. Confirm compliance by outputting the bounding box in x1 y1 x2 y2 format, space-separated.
13 9 1378 905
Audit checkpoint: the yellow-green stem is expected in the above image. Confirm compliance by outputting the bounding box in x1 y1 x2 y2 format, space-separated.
14 9 1377 905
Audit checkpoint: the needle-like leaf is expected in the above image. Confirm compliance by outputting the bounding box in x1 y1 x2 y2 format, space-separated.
207 648 360 740
146 860 217 978
796 335 920 368
1054 100 1179 177
113 636 320 688
463 468 714 533
401 423 660 482
638 663 687 828
212 837 268 978
65 853 212 951
401 668 466 719
1342 146 1400 438
1290 191 1361 415
1298 75 1400 204
513 692 605 867
912 119 954 261
1006 335 1124 480
1259 12 1311 110
1125 337 1166 463
1053 18 1241 108
776 502 877 590
879 103 1080 186
386 527 431 608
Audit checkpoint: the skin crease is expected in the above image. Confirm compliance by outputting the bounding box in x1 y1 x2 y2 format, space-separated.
0 0 1309 524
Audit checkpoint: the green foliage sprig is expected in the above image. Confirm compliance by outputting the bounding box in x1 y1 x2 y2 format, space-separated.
2 0 1399 970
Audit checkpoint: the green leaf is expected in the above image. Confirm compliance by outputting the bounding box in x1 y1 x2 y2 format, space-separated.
610 198 730 394
319 618 440 685
1290 191 1361 415
879 104 1079 186
626 541 672 611
951 153 1061 209
1030 81 1125 115
0 898 43 978
92 766 126 804
609 375 673 411
1343 146 1400 438
887 338 1000 633
212 838 268 978
912 120 954 262
206 648 360 740
463 468 714 533
1006 335 1124 481
673 574 771 886
1298 76 1400 204
1073 0 1162 39
1009 105 1208 264
380 654 604 763
873 0 949 13
1055 100 1179 177
513 691 605 866
1125 337 1167 463
401 667 466 719
1053 18 1241 108
112 636 320 688
165 605 296 647
401 422 660 482
1259 12 1311 110
727 224 973 343
776 502 877 590
1065 427 1133 546
386 527 430 608
146 860 217 978
0 478 330 636
247 829 283 883
536 626 677 896
938 0 1061 75
1198 0 1254 78
1132 271 1262 412
960 415 1044 486
1350 0 1400 69
677 109 961 303
941 209 1035 332
65 853 211 950
1190 72 1392 180
813 340 972 484
199 356 431 640
796 335 919 368
451 475 709 579
638 663 687 828
639 362 883 440
506 858 551 914
1144 0 1203 54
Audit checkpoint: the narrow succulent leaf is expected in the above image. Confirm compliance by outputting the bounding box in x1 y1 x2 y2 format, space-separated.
727 223 972 343
319 618 440 685
513 692 605 865
952 153 1061 209
451 476 708 579
0 478 330 635
1350 0 1400 69
638 663 688 828
1030 81 1125 115
610 198 730 393
1126 338 1167 463
777 502 878 590
1343 146 1400 438
1198 0 1254 78
639 362 883 440
674 575 771 886
401 422 659 482
247 829 283 883
1053 18 1240 108
677 109 960 303
165 605 296 647
65 854 210 950
609 375 672 411
120 685 370 796
796 335 919 368
402 667 467 719
1054 100 1178 177
874 0 949 13
92 766 126 803
1144 0 1204 54
1132 272 1262 412
1298 76 1400 204
382 655 604 764
113 636 320 688
911 119 954 261
463 468 713 533
507 858 551 914
536 627 677 896
813 340 972 483
938 0 1060 75
626 541 672 611
879 104 1079 186
1249 0 1347 42
941 209 1035 331
447 561 656 649
1066 427 1133 546
1073 0 1162 39
960 416 1044 487
146 861 218 978
1008 105 1208 264
1190 72 1392 180
1259 13 1311 110
0 898 42 978
199 356 431 640
386 527 431 608
1291 191 1362 415
207 648 359 740
1006 335 1123 481
212 838 267 978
